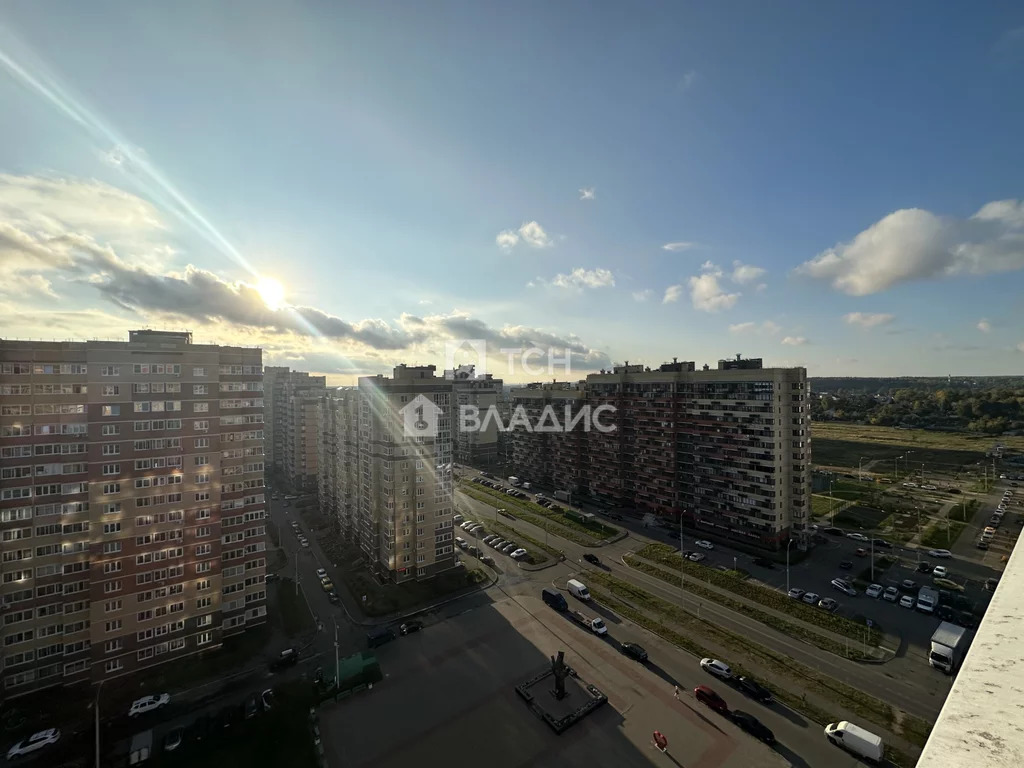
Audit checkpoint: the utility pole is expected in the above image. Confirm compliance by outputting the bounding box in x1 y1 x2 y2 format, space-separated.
94 680 105 768
786 539 794 593
679 513 685 590
295 557 299 596
870 536 875 581
333 618 340 687
829 480 835 524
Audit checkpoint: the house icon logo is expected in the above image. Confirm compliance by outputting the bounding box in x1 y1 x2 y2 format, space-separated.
400 394 443 438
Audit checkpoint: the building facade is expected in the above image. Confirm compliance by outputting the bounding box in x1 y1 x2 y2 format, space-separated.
263 367 325 490
317 388 360 541
356 365 456 583
509 356 811 550
0 331 267 697
444 365 503 467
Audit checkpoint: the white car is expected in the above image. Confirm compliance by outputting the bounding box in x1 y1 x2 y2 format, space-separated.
921 484 937 490
927 549 952 559
695 540 714 550
300 540 310 548
846 533 869 541
700 658 732 679
316 568 327 579
510 548 528 560
128 693 171 717
461 521 475 530
688 552 705 562
802 592 820 605
932 566 948 579
6 729 60 760
787 587 805 599
883 586 899 602
899 595 916 609
865 583 883 598
902 482 918 488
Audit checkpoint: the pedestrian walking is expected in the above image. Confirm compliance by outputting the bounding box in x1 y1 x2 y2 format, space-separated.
673 685 679 699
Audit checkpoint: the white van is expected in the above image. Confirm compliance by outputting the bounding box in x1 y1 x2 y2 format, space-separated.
824 721 884 764
567 579 591 600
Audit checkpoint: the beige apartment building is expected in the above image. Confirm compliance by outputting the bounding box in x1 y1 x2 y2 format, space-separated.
0 331 267 697
444 365 502 468
509 356 811 550
264 367 325 490
356 365 456 583
317 388 360 541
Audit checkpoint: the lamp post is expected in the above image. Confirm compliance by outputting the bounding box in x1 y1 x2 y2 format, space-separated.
858 457 868 482
94 679 105 768
829 480 835 524
679 512 685 590
786 538 795 593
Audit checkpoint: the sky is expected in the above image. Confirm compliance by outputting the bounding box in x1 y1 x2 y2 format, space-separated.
1 1 1023 384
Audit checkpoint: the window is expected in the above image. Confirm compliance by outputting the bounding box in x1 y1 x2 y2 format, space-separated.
197 631 212 646
196 597 212 609
102 463 120 476
196 561 212 574
195 473 210 484
104 600 121 612
196 579 211 591
197 526 211 538
102 541 122 554
197 614 212 627
194 402 209 413
105 620 122 633
193 367 207 377
195 544 212 556
102 483 121 495
101 365 120 376
102 444 120 456
195 437 210 448
103 561 122 574
193 384 208 394
194 455 209 466
105 660 123 673
103 522 121 534
104 580 122 594
102 405 120 417
102 385 120 396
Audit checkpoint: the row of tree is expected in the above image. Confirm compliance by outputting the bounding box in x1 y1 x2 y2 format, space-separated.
809 379 1024 434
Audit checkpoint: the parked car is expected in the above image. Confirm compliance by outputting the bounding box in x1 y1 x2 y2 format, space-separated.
163 726 184 752
787 587 805 600
327 590 340 604
916 562 933 574
620 642 648 662
865 583 883 598
839 560 853 570
977 539 990 550
872 538 892 548
802 592 820 605
491 539 506 549
128 693 171 717
900 579 918 591
846 532 869 541
899 595 916 609
932 566 948 579
700 658 733 679
736 676 773 704
731 711 776 745
823 527 845 537
883 586 899 602
316 568 327 579
854 547 867 557
934 578 964 592
694 685 729 714
985 577 1000 591
937 604 957 621
5 729 60 760
270 648 299 671
400 620 424 635
831 579 857 596
501 543 517 554
583 553 601 565
510 548 528 559
957 611 978 629
818 597 839 612
695 540 714 550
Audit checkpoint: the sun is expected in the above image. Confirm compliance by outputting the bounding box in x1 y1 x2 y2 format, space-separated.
256 277 286 310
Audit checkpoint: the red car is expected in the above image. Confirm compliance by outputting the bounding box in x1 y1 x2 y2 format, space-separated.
694 685 729 714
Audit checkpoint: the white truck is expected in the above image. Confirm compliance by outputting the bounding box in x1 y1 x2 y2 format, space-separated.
554 490 571 502
522 482 532 490
571 610 607 635
567 579 591 600
824 721 884 764
929 621 968 674
508 476 521 486
917 585 939 614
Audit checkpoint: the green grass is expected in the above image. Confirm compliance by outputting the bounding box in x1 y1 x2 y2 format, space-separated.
636 544 882 646
486 518 560 561
832 505 891 531
459 485 598 545
920 521 967 549
463 481 618 541
810 494 843 518
584 573 927 762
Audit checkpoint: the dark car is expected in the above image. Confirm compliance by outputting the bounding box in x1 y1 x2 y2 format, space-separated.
752 557 774 569
366 626 397 648
872 538 893 549
824 527 846 537
985 577 1000 591
736 676 773 704
937 605 957 621
163 727 184 752
607 513 624 521
620 642 648 662
916 562 933 574
901 580 918 591
839 560 853 570
694 685 729 715
269 648 299 671
731 711 776 745
327 590 340 604
957 611 978 629
400 620 424 636
244 693 260 719
583 553 601 566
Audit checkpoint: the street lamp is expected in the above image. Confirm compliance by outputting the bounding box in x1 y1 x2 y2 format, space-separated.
94 679 105 768
858 457 869 482
829 480 835 524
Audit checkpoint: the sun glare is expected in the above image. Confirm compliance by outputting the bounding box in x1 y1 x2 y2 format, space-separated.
256 276 286 310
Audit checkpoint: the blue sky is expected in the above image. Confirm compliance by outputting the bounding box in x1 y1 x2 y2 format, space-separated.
1 1 1023 382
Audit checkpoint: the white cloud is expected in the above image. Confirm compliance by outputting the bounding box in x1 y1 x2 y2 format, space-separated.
700 259 717 272
661 241 697 252
496 229 520 252
663 284 684 304
0 273 58 299
517 220 552 248
689 272 740 312
795 200 1024 295
977 319 992 333
729 320 780 335
579 187 596 201
679 70 698 91
549 268 615 290
632 289 653 302
782 336 808 346
755 283 767 293
731 261 767 284
844 312 895 328
1018 342 1024 354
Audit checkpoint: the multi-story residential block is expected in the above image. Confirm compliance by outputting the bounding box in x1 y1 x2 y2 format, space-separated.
317 388 359 540
0 331 267 697
356 365 456 583
263 367 325 489
444 365 503 467
509 356 811 550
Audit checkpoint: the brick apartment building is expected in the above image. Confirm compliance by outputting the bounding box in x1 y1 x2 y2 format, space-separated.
0 331 267 697
510 356 811 550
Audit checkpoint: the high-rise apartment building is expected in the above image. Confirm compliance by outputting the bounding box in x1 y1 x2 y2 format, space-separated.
317 388 360 540
263 367 325 489
356 365 456 583
444 365 503 467
509 356 811 550
0 331 267 697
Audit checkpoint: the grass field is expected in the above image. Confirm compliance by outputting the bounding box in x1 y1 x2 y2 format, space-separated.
833 505 891 532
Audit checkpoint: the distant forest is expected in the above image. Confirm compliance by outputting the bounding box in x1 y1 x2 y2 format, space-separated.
809 377 1024 434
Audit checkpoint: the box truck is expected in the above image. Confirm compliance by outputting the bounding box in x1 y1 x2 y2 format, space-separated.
929 621 968 674
824 721 884 764
508 476 521 486
567 579 591 600
554 490 571 502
